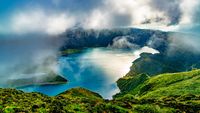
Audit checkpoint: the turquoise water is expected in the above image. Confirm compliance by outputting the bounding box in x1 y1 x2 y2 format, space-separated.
19 47 158 99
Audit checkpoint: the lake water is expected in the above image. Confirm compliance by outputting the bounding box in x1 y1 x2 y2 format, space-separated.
19 47 158 99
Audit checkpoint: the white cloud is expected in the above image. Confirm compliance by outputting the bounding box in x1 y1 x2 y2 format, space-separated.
110 36 140 49
11 9 76 35
82 0 175 30
83 9 111 29
105 0 168 25
2 0 200 34
180 0 200 24
90 0 200 31
46 14 75 34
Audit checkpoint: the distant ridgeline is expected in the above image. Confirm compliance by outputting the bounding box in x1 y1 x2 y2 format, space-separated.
61 27 200 74
60 27 169 53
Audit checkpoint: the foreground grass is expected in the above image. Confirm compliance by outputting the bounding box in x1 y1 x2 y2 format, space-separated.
1 70 200 112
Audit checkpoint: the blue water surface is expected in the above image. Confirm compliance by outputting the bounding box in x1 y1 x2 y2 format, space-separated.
19 48 135 99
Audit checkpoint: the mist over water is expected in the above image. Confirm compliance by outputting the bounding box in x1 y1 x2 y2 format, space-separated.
0 36 64 86
0 32 159 99
18 47 158 99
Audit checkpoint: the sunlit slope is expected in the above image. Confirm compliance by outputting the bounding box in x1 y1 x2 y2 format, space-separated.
117 69 200 97
114 69 200 112
0 87 103 112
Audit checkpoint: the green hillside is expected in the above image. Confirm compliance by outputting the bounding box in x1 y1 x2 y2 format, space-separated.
0 87 104 113
0 70 200 113
115 69 200 112
126 52 200 78
117 69 200 96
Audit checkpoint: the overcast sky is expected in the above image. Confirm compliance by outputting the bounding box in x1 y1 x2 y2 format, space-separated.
0 0 200 35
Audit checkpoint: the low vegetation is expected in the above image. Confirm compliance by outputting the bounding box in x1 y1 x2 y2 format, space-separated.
0 70 200 112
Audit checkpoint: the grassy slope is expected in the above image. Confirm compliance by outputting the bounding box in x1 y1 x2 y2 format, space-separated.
0 87 104 113
115 69 200 113
0 70 200 113
139 70 200 98
117 69 200 97
125 53 181 78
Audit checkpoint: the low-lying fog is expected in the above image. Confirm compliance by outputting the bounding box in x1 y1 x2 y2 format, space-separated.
20 47 158 99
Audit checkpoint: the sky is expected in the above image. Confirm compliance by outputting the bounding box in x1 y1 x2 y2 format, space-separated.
0 0 200 35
